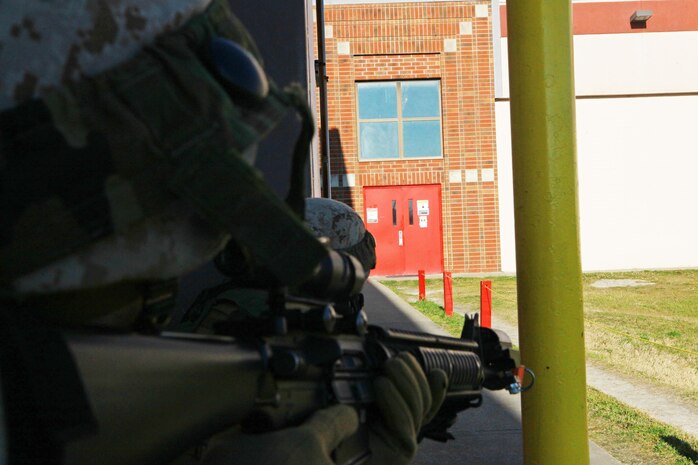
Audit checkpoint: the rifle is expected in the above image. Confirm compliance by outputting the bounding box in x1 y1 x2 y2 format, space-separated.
62 251 527 465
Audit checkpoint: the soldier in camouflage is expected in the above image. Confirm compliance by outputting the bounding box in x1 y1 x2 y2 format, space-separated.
0 0 324 298
0 1 446 464
304 197 376 275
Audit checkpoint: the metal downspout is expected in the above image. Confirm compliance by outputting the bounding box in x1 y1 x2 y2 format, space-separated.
315 0 332 198
305 0 322 197
505 1 590 464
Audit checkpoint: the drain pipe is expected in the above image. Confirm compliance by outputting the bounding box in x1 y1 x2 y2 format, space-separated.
315 0 332 198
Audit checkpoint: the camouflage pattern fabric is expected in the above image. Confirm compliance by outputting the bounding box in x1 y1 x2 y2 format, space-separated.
305 198 377 273
340 231 376 274
0 0 215 111
0 0 327 289
304 198 367 251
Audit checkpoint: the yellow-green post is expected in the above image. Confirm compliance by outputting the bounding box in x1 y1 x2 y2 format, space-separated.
505 1 589 465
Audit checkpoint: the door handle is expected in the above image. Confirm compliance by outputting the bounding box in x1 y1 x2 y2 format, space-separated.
398 230 403 246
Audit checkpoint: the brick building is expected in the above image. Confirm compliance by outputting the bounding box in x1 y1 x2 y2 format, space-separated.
319 1 500 275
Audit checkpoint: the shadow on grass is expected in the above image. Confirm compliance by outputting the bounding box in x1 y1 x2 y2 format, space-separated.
661 435 698 463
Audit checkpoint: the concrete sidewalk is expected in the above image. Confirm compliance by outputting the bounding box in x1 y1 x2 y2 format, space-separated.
362 278 622 465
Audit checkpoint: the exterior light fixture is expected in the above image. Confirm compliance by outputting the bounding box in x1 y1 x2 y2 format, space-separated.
630 10 653 24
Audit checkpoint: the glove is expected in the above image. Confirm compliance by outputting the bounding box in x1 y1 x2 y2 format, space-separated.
367 352 448 465
200 404 359 465
200 352 448 465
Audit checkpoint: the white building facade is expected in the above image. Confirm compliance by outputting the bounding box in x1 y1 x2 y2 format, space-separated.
495 0 698 271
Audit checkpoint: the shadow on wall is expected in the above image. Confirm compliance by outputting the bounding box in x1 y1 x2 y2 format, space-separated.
230 0 307 197
174 0 311 319
329 128 354 210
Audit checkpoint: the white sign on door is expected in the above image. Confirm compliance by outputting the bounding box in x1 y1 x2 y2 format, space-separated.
419 216 428 228
417 200 429 216
366 208 378 223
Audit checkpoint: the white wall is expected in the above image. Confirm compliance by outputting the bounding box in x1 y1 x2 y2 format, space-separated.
496 25 698 272
497 96 698 271
496 102 517 271
498 32 698 98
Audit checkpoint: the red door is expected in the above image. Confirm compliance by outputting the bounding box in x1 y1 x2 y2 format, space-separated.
364 185 443 276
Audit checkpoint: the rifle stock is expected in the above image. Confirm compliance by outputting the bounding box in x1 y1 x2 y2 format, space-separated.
64 333 263 465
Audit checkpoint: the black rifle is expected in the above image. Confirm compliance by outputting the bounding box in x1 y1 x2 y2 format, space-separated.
62 251 525 465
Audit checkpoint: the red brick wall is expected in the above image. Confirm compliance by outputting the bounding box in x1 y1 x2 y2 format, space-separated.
319 1 500 273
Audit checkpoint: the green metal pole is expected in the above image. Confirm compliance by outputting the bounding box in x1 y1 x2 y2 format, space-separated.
505 1 589 465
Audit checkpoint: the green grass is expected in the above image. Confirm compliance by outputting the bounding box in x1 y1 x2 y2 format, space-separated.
583 271 698 355
389 286 698 465
380 270 698 404
383 275 520 325
411 300 465 337
587 388 698 465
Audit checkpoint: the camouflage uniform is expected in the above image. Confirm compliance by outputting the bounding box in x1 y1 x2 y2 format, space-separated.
178 197 376 333
305 197 376 274
0 2 328 462
0 0 326 297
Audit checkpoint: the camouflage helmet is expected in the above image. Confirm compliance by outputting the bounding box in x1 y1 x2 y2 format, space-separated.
0 0 328 293
304 198 376 274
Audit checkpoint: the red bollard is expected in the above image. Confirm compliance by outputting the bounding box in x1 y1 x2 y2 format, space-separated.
443 271 453 316
418 270 426 301
480 280 492 328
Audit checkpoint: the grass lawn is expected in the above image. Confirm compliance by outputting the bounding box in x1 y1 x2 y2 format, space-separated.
379 270 698 465
588 388 698 465
380 270 698 404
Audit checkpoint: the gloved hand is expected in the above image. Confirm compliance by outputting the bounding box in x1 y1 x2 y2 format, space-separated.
200 352 448 465
200 404 359 465
367 352 448 465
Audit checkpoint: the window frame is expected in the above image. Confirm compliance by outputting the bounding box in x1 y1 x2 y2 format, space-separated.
356 79 444 161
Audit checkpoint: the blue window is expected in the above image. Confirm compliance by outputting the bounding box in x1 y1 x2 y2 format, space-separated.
357 80 442 160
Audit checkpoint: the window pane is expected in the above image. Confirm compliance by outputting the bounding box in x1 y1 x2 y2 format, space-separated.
403 121 442 158
401 81 440 118
360 122 399 159
358 82 397 119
